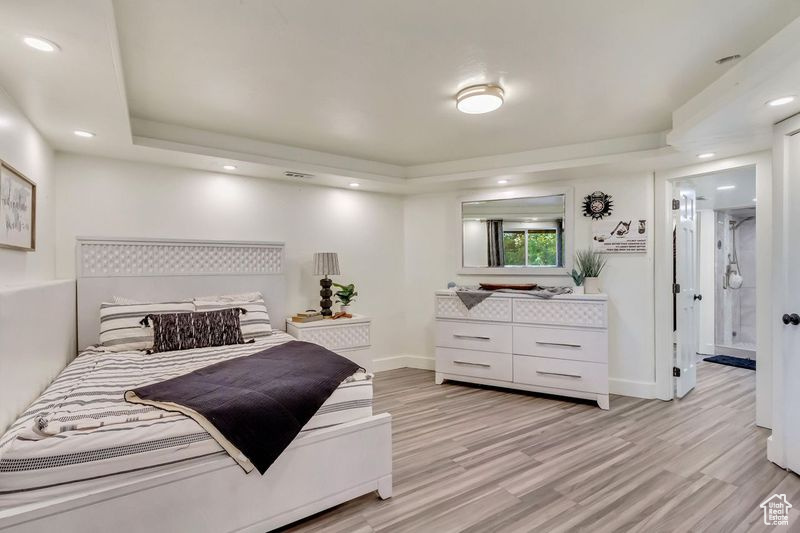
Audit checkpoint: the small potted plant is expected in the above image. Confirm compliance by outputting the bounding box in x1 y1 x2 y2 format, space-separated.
332 282 358 314
574 249 607 294
570 268 585 294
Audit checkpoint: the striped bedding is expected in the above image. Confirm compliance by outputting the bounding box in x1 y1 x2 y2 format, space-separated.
0 332 372 496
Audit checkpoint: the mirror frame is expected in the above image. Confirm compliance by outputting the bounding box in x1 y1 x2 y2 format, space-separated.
457 185 574 276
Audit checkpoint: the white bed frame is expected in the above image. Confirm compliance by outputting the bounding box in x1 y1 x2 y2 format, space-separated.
0 238 392 533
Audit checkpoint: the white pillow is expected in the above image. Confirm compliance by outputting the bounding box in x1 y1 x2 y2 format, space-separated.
194 295 271 341
99 301 195 352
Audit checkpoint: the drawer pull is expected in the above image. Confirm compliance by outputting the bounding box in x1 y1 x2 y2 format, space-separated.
535 341 582 348
453 334 491 341
453 360 491 368
536 370 582 379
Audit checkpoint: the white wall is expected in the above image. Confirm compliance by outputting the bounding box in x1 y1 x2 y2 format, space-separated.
404 173 657 397
462 219 487 267
54 153 407 367
0 88 55 283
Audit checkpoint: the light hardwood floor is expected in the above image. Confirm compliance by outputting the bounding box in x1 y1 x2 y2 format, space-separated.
282 362 799 532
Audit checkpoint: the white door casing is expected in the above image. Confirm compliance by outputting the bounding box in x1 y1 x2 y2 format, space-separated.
675 188 698 398
770 115 800 472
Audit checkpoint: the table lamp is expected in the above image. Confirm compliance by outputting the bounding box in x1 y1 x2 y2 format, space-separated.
313 252 340 316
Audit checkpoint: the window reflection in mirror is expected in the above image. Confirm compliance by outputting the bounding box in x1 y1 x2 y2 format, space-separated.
462 195 565 268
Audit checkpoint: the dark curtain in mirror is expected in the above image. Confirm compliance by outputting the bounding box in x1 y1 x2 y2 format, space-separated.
487 219 505 267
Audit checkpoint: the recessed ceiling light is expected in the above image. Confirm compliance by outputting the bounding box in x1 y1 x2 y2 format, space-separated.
73 130 95 138
497 179 509 185
23 36 60 52
697 152 715 159
349 182 360 188
456 85 504 114
222 164 237 170
767 96 796 107
717 185 736 191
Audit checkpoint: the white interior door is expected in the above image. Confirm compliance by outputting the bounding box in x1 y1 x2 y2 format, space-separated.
776 126 800 473
675 188 698 398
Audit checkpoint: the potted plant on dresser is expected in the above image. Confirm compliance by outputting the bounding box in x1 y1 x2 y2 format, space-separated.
333 282 358 314
570 268 585 294
575 249 607 294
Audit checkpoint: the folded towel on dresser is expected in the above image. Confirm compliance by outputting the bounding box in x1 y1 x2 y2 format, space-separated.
455 287 573 310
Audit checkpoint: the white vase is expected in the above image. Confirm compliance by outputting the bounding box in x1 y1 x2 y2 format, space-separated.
572 286 585 295
584 277 601 294
340 305 351 314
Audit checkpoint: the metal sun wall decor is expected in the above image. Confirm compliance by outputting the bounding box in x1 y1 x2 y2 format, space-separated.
582 191 614 220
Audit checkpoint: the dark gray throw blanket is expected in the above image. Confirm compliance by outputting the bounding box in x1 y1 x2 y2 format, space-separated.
125 340 359 474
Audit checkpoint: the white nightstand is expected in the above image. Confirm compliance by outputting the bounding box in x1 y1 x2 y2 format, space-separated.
286 314 373 372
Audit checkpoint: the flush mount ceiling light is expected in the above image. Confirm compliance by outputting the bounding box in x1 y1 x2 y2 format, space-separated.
456 84 504 114
349 182 360 188
222 164 237 170
497 179 509 185
23 36 60 52
697 152 715 159
717 185 736 191
73 130 95 138
767 96 796 107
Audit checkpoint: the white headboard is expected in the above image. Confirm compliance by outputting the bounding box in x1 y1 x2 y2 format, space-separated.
76 237 287 350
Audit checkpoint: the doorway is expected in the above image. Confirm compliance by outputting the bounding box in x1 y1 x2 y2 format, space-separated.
672 167 757 396
654 155 772 428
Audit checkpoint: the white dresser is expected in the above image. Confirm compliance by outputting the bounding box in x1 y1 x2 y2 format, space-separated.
434 290 609 409
286 315 373 372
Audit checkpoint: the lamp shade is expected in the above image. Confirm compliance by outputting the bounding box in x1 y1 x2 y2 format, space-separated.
313 252 340 276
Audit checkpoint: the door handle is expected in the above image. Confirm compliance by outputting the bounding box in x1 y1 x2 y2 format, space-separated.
453 334 491 341
693 294 703 301
782 313 800 326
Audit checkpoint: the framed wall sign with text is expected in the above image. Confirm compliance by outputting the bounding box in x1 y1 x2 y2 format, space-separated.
0 161 36 251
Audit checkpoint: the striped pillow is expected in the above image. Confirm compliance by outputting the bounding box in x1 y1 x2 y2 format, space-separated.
194 295 271 341
99 301 195 352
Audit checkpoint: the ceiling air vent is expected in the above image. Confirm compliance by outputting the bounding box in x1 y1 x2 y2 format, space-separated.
715 54 741 65
283 171 314 179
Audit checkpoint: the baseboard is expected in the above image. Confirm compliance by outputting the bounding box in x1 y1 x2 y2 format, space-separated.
373 355 435 373
609 377 658 399
767 435 786 469
700 343 715 355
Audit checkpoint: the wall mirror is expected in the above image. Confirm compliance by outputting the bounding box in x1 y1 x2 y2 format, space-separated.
458 187 573 276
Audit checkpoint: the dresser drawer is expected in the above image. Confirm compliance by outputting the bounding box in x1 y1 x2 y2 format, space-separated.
513 325 607 363
436 348 512 382
436 321 512 353
513 299 607 328
513 355 608 394
435 295 512 322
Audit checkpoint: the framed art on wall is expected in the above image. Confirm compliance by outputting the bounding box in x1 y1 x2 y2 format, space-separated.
0 161 36 251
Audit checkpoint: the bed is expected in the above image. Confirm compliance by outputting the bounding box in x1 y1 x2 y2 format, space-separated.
0 238 392 533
